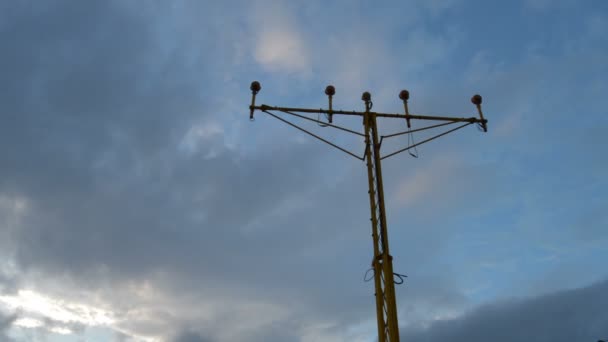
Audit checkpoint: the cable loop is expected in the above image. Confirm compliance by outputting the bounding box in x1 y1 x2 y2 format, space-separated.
393 273 408 285
363 268 408 285
364 268 375 282
407 128 419 158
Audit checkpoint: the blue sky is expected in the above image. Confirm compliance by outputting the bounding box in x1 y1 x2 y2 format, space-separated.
0 0 607 341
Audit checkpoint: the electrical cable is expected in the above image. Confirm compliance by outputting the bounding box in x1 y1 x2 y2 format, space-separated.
317 109 329 127
364 267 375 282
381 122 473 160
364 268 408 285
393 273 407 285
379 121 458 146
262 109 365 160
407 127 419 158
278 109 365 137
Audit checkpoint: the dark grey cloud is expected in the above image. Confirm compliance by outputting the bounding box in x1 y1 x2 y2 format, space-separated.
0 0 317 279
0 1 398 339
1 1 202 193
169 320 305 342
0 311 16 341
0 270 19 295
402 279 608 342
172 331 213 342
1 1 606 341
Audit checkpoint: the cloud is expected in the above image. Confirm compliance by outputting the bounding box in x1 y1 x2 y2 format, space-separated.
0 0 300 339
1 1 607 341
0 290 115 327
0 4 387 339
401 279 608 342
254 29 310 73
173 331 213 342
393 156 460 208
251 2 310 73
0 310 17 341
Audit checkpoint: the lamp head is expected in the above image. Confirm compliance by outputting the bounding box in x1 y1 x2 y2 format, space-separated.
361 91 371 102
250 81 261 93
471 94 482 105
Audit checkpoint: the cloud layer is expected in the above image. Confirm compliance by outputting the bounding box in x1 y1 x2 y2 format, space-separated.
0 0 607 341
403 280 608 342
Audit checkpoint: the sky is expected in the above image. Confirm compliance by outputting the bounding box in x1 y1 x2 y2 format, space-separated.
0 0 607 341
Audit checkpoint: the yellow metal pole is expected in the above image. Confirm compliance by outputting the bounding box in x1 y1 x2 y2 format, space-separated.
248 81 488 342
363 102 387 342
362 92 400 342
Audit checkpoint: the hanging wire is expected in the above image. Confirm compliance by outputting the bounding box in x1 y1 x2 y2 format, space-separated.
380 121 459 140
364 267 375 282
317 109 329 127
278 109 365 137
381 122 473 160
407 127 419 158
379 121 458 146
261 109 365 160
393 273 408 285
363 268 408 285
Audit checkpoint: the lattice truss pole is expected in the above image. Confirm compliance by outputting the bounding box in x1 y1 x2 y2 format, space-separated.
248 81 488 342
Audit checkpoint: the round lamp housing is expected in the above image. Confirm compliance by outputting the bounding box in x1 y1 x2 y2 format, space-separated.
399 90 410 101
361 91 371 102
471 94 482 105
250 81 261 93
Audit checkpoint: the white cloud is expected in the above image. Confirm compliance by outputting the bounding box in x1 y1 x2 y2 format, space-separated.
13 317 44 329
0 276 297 342
178 121 225 158
249 1 310 73
254 28 309 73
13 316 75 335
50 326 73 335
0 290 116 326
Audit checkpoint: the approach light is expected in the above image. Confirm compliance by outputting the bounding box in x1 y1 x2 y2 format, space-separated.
471 94 482 105
325 85 336 96
362 91 371 102
399 90 410 101
250 81 261 94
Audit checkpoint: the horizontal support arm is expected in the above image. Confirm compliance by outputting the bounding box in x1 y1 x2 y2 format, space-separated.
252 104 487 125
